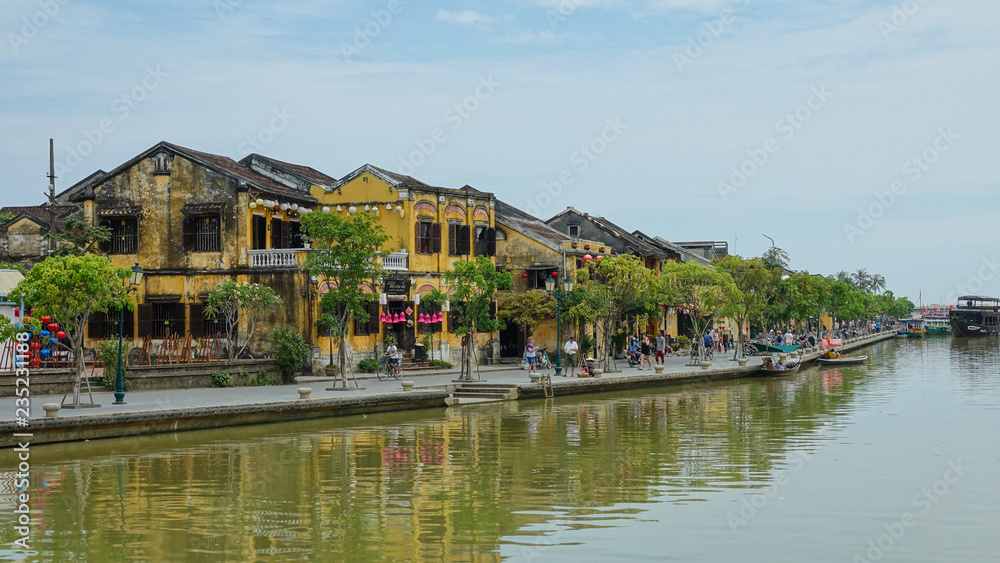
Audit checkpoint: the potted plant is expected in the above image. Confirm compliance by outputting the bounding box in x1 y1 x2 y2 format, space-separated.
324 363 339 377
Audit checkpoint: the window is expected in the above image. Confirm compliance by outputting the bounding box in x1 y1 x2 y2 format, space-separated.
449 223 471 256
137 302 185 338
448 302 466 333
188 302 219 337
416 221 442 255
99 216 139 254
87 309 134 340
353 301 380 336
252 215 267 250
526 269 555 290
271 218 289 249
568 224 579 238
182 215 221 252
474 226 496 257
289 221 303 249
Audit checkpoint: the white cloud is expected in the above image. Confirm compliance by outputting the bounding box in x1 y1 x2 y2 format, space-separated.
435 9 495 26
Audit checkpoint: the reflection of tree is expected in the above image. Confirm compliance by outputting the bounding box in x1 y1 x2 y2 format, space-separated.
2 365 874 560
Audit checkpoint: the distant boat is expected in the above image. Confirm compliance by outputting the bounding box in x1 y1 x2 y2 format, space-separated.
949 296 1000 337
897 318 926 338
817 355 868 365
922 311 952 336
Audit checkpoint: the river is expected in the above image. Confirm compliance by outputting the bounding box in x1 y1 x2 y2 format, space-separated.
1 337 998 562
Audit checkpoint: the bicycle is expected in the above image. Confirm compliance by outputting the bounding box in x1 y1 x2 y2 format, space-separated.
537 348 552 370
377 355 403 381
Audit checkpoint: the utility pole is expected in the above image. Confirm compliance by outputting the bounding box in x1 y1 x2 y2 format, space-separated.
47 138 57 253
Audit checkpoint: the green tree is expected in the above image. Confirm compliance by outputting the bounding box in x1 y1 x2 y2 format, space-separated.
8 255 134 405
204 280 283 360
270 325 309 384
50 217 111 256
496 292 556 341
301 210 389 388
761 245 790 271
716 255 772 358
659 260 739 363
443 256 512 380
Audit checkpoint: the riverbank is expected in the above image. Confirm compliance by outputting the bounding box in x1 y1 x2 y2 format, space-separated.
0 331 896 447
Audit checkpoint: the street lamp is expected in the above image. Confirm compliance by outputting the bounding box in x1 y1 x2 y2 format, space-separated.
545 272 575 376
114 263 143 405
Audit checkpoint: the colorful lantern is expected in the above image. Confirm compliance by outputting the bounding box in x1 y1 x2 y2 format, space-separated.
399 311 406 321
391 312 400 323
583 254 593 262
39 348 51 358
551 271 558 278
596 255 603 260
418 313 427 323
41 316 51 324
522 273 528 279
47 323 58 332
13 308 18 316
40 330 50 337
56 331 66 340
379 312 387 323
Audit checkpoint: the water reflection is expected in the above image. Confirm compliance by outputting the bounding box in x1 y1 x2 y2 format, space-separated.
0 341 942 561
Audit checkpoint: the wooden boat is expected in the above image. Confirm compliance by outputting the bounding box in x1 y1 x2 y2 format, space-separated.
816 355 868 365
896 318 926 338
749 343 801 355
759 363 801 377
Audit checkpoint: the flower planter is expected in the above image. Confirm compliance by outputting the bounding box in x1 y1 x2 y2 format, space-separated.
324 367 339 377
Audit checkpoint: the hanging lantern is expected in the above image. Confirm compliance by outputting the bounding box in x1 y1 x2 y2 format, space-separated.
348 206 357 214
255 198 264 206
583 254 592 262
13 308 19 317
392 312 401 323
322 206 330 213
249 201 258 209
386 203 393 210
40 330 50 337
379 312 387 323
41 316 51 324
55 330 66 340
47 323 58 332
596 255 603 261
39 348 51 358
551 271 558 278
291 203 298 211
432 313 440 323
279 202 289 211
364 204 371 212
521 272 528 279
399 311 406 322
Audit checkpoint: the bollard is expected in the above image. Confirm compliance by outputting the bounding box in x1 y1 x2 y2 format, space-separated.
401 381 415 392
43 403 60 418
297 387 312 400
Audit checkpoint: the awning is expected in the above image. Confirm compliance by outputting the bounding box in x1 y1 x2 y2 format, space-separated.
180 202 225 214
97 206 142 216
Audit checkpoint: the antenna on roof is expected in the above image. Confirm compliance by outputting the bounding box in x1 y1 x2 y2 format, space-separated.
47 138 57 253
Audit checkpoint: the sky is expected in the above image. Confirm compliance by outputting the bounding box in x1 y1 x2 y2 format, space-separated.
1 0 997 304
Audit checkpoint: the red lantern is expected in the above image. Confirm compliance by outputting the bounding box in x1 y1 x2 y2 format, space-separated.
41 316 51 324
29 308 34 315
13 308 19 317
47 323 59 333
659 302 664 307
583 254 593 262
522 273 528 279
56 331 66 340
551 271 558 278
596 255 603 260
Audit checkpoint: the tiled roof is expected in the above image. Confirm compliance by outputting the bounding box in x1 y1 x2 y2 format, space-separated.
97 206 143 216
1 205 78 231
328 164 494 199
240 154 337 188
180 202 225 214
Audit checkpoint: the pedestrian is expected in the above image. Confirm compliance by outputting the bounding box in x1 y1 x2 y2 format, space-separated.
563 336 578 376
525 337 537 374
775 331 784 346
655 330 666 365
585 356 596 377
639 335 653 370
784 328 794 346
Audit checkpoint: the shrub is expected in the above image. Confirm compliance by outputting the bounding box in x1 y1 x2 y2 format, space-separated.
269 325 309 384
97 339 133 390
358 358 380 373
428 359 452 369
676 335 691 347
211 371 231 388
251 371 275 386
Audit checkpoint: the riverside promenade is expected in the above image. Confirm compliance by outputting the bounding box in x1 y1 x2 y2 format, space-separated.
0 331 896 447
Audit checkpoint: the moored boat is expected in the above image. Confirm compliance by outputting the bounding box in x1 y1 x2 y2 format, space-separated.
816 355 868 365
759 357 800 376
923 312 952 336
897 318 926 338
949 296 1000 337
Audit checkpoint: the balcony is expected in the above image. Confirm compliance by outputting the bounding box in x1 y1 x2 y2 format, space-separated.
248 248 304 268
383 252 409 271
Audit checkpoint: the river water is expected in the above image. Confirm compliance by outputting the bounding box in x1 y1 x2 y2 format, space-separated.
2 338 998 562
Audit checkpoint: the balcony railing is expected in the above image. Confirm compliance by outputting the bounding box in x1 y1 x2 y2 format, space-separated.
248 248 301 268
383 252 409 271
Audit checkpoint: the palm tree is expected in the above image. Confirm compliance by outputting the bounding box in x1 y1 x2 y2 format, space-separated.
871 274 886 295
835 271 853 285
853 269 871 293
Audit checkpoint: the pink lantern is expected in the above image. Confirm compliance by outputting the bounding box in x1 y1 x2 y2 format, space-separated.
399 311 406 322
392 312 401 323
583 254 593 262
379 312 387 323
419 313 428 323
431 313 440 323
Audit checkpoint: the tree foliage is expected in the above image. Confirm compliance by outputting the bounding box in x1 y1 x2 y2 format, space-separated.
269 325 309 384
301 210 389 388
716 255 772 357
496 291 555 339
659 260 739 362
50 217 111 256
204 280 282 360
443 256 512 379
8 255 134 402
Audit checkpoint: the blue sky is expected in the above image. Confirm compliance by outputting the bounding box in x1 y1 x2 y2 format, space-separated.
2 0 997 303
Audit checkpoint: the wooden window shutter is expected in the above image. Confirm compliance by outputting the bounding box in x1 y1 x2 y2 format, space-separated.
448 224 457 255
354 306 369 336
280 221 291 249
459 225 471 255
367 302 380 334
486 227 496 256
98 220 111 253
122 307 135 339
181 216 195 251
431 222 442 254
88 312 105 340
137 304 152 338
271 218 283 249
189 303 205 338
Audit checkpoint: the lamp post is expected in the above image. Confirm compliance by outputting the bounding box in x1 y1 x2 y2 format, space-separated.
114 263 143 405
545 272 574 376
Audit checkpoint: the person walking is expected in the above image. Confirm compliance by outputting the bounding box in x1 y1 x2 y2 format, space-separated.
784 328 794 346
525 337 537 374
563 336 578 376
638 335 653 370
654 330 666 366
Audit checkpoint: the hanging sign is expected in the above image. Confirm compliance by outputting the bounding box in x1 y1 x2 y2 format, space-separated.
383 276 410 296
